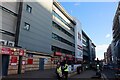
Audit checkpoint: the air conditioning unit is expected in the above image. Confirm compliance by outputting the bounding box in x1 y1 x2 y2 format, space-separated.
0 39 7 46
8 41 15 47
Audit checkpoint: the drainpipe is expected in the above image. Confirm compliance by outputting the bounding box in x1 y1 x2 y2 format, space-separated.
15 1 23 47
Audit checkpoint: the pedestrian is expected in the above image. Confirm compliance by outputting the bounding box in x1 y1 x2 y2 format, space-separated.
56 62 62 80
63 61 69 80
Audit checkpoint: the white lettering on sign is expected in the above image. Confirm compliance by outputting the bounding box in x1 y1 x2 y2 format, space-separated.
11 63 17 66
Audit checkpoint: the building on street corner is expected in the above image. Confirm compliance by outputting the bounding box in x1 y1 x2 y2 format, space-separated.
0 0 96 76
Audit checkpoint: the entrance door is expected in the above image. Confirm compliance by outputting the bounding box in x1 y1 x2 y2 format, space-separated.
2 54 9 76
39 58 44 70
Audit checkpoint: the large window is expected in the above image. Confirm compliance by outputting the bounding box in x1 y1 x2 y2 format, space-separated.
52 33 75 47
52 46 75 55
53 21 74 39
53 11 74 32
26 5 32 13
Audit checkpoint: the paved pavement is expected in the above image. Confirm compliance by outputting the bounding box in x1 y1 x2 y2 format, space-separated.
70 70 96 78
2 69 56 80
2 69 107 80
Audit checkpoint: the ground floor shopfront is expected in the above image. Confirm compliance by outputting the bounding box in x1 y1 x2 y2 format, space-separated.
1 46 55 76
1 46 83 76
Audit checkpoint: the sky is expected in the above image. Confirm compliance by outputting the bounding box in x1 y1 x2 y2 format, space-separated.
59 2 118 59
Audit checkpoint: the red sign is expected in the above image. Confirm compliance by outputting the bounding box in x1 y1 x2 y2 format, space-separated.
19 49 24 56
27 59 33 64
11 56 17 63
54 52 62 56
1 47 12 55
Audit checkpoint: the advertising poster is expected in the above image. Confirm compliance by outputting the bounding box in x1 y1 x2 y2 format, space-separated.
74 18 83 61
10 56 17 65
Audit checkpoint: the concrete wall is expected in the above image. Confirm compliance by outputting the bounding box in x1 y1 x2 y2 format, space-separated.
18 1 52 54
25 54 52 71
1 2 19 41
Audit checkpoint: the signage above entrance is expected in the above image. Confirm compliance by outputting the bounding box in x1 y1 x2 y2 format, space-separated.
54 52 62 56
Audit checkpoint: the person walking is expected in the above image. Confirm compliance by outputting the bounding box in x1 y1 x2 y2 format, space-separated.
56 62 62 80
63 61 69 80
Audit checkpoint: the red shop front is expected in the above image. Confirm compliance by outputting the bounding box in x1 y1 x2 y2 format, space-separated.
1 46 26 76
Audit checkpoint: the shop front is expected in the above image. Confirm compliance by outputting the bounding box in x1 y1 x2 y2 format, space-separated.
1 46 26 76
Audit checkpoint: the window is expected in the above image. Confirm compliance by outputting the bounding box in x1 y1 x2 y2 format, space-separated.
53 11 74 32
52 21 74 39
52 33 75 47
26 5 32 13
24 22 30 31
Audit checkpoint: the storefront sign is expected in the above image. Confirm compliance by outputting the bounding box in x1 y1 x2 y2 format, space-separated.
19 49 24 56
27 59 33 64
10 56 17 65
1 47 12 55
54 52 62 56
13 49 19 56
74 18 83 61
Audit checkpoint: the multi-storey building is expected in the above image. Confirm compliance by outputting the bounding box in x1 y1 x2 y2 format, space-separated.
106 44 112 64
104 52 108 64
82 30 96 68
111 40 116 64
91 43 96 61
52 1 76 63
1 0 96 76
0 2 19 46
0 1 21 76
112 2 120 65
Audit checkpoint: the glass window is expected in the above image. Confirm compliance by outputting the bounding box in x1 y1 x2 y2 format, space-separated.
26 5 32 13
52 33 75 47
52 21 74 39
24 22 30 31
52 11 74 32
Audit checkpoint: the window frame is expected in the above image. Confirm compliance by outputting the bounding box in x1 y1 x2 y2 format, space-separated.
26 4 32 13
24 22 30 31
